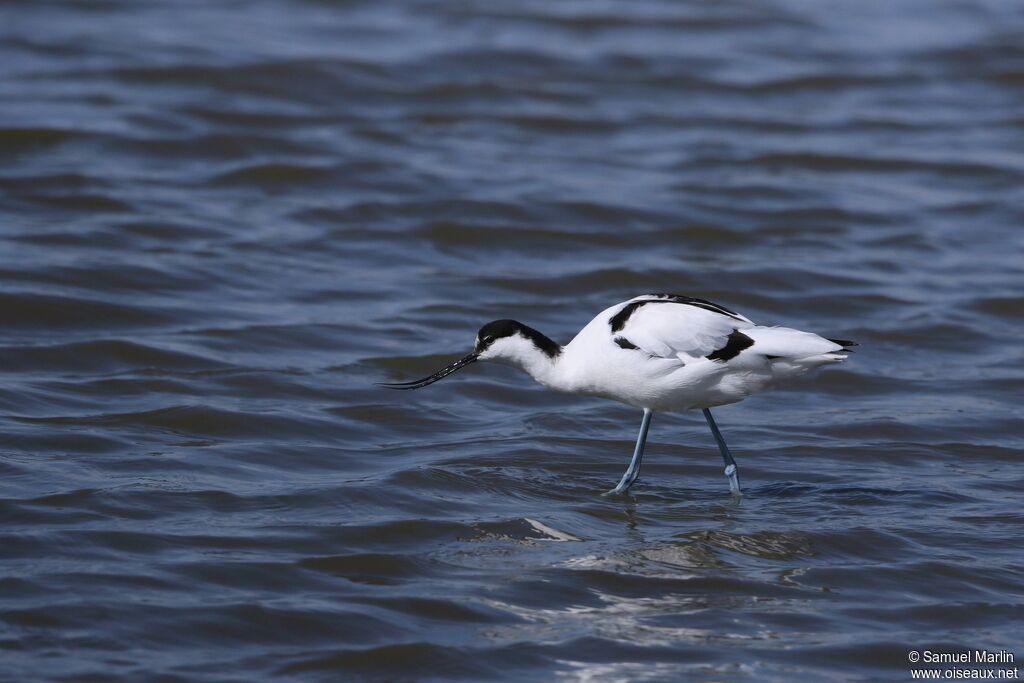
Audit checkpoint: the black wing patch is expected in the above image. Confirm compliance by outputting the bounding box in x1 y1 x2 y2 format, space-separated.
706 330 754 362
654 293 743 318
609 294 744 333
614 336 638 350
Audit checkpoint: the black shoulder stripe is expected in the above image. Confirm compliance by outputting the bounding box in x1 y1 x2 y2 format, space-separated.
683 301 743 319
614 336 638 350
706 330 754 362
652 293 742 318
609 294 744 332
609 301 647 332
663 295 745 320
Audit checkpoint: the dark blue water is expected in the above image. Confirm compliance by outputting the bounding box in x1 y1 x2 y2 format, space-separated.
1 1 1023 681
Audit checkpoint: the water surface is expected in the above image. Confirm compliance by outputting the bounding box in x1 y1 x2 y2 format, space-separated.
1 1 1023 681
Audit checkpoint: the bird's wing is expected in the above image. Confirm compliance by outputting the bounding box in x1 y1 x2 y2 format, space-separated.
610 295 754 362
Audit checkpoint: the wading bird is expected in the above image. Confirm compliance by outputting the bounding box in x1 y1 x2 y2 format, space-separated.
381 294 855 496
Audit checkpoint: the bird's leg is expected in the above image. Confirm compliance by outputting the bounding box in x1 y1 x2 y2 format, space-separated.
607 409 653 495
703 408 741 496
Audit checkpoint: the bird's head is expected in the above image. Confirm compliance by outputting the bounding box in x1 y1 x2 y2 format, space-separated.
380 319 560 390
473 319 536 363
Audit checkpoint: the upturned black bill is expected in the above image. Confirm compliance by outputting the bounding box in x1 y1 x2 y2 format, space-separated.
378 352 478 390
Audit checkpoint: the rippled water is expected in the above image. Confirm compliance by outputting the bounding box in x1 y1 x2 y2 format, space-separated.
2 1 1023 681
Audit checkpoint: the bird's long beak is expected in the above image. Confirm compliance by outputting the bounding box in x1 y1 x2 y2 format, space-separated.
378 352 479 390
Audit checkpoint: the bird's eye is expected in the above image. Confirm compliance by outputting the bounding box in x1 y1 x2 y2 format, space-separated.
483 336 494 344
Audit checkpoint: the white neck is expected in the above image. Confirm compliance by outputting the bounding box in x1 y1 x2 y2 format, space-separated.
482 335 569 390
516 346 564 389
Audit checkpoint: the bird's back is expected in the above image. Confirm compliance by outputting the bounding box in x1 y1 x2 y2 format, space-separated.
558 294 851 411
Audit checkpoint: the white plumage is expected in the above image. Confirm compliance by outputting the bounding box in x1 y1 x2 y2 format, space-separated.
382 293 855 496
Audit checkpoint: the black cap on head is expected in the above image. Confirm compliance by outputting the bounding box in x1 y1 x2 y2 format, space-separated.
475 319 561 358
475 319 523 352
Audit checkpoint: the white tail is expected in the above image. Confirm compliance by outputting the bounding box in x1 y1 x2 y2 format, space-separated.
744 326 851 380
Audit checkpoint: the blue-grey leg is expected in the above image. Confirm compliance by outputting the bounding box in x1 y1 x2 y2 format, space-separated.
608 409 653 495
703 408 741 496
